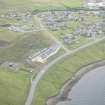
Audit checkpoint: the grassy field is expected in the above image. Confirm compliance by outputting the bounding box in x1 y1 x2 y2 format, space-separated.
0 30 54 62
0 29 21 42
0 0 84 12
0 68 30 105
32 40 105 105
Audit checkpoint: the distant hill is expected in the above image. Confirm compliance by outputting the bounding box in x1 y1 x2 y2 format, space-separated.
0 0 83 12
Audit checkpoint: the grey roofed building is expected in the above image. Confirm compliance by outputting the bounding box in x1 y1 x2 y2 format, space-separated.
28 44 61 63
84 0 105 8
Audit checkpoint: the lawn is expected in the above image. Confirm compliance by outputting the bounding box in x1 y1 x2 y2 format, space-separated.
66 36 92 50
0 68 30 105
32 40 105 105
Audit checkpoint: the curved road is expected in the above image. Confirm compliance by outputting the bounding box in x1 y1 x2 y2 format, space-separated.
25 37 105 105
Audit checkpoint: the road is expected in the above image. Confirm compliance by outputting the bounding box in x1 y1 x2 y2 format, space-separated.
24 36 105 105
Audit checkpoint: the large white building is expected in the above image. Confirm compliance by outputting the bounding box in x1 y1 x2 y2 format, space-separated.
85 0 105 8
29 44 61 63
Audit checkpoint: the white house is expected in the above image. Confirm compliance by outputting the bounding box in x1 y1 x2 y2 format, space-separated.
84 0 105 8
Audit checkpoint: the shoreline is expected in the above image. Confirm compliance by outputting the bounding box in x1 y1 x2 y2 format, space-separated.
46 59 105 105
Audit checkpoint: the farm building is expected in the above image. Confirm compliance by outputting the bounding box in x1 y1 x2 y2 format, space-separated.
28 44 61 63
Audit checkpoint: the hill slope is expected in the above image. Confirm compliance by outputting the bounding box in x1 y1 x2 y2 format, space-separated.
0 0 83 11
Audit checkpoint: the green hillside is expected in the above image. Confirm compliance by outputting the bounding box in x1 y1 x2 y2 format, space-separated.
0 0 84 12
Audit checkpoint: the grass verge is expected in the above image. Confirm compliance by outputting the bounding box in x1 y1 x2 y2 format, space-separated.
0 68 30 105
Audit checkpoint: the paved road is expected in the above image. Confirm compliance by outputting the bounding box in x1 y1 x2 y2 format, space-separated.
24 36 105 105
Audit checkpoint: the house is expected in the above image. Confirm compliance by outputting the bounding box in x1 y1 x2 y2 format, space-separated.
62 34 80 44
8 26 24 32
